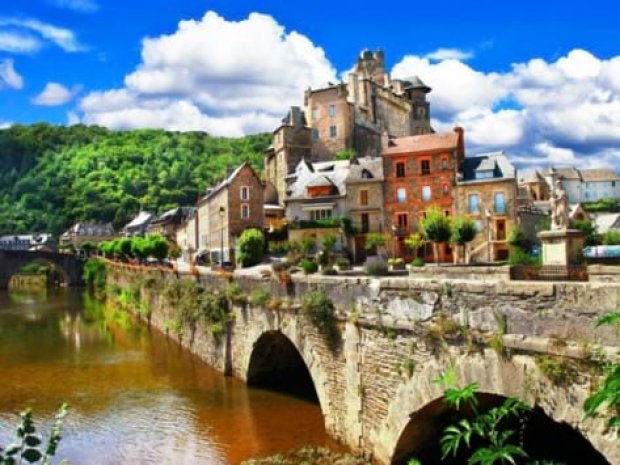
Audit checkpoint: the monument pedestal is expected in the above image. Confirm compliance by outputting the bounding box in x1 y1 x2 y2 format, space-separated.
538 229 585 266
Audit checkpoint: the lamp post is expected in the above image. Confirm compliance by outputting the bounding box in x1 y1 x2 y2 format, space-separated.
219 205 225 267
485 208 492 262
391 223 397 258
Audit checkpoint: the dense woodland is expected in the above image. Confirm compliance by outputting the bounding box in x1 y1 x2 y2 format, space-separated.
0 124 271 235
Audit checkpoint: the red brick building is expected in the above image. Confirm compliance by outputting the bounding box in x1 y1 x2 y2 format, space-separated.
382 127 465 262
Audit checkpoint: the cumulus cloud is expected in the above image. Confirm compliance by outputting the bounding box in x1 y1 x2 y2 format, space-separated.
0 18 85 52
0 58 23 89
424 48 473 61
0 121 12 129
48 0 99 13
77 11 336 136
32 82 81 106
393 48 620 169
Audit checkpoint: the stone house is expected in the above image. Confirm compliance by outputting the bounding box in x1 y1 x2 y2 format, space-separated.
0 234 55 252
265 49 434 207
175 209 198 263
121 211 153 237
148 207 195 240
455 152 517 262
60 223 115 249
285 156 384 261
381 127 465 262
196 162 264 265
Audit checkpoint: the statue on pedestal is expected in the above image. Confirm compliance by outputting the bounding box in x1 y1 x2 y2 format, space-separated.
550 180 569 230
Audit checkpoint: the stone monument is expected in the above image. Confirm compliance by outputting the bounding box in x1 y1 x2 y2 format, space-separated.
538 179 584 266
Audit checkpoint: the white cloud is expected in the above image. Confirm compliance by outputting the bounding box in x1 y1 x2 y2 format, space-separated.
48 0 99 13
78 11 336 136
32 82 81 106
392 48 620 169
0 32 42 53
0 18 85 52
0 58 23 89
424 48 473 61
0 121 12 129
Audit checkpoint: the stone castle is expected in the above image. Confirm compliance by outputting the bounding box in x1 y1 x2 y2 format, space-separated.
264 49 433 205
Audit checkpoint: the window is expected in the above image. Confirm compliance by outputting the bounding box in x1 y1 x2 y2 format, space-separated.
396 213 408 229
360 189 369 206
612 181 616 188
329 125 337 138
417 107 426 118
442 158 448 170
312 128 319 140
494 192 506 214
240 186 249 201
468 194 480 214
328 104 336 117
310 209 332 220
361 213 369 233
397 187 407 203
312 107 318 120
422 185 431 201
241 204 250 219
421 160 430 175
442 184 449 196
395 162 405 178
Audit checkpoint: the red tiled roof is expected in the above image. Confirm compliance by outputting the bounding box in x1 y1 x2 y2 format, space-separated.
383 131 459 155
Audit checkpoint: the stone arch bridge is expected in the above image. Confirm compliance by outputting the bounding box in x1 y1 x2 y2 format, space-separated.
112 266 620 465
0 250 83 288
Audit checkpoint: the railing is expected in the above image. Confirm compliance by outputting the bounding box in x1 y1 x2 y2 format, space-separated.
510 265 588 281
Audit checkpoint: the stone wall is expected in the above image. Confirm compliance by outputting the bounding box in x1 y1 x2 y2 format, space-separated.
106 264 620 465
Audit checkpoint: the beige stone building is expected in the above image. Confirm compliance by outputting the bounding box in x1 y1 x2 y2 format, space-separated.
284 156 384 262
455 152 517 262
265 49 433 207
196 163 264 265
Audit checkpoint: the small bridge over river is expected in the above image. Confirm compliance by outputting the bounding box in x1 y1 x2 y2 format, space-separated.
0 250 83 288
110 265 620 465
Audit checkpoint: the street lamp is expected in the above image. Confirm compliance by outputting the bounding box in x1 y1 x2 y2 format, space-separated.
485 208 492 262
219 206 225 267
391 223 397 258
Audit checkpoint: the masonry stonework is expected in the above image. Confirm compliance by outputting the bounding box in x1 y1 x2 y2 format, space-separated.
108 265 620 465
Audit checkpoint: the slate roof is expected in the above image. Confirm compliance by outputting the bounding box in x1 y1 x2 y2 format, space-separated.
593 213 620 234
202 162 260 202
458 152 516 183
518 169 544 184
123 211 153 230
403 75 432 93
581 169 619 182
151 207 195 226
383 131 459 155
287 157 382 200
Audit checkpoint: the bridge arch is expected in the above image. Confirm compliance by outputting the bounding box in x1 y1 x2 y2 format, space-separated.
239 314 333 424
0 251 83 288
376 351 617 465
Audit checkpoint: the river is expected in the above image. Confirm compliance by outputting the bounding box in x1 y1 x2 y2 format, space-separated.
0 289 337 464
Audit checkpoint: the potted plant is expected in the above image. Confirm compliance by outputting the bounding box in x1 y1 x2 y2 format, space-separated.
407 256 426 274
334 256 352 272
388 257 406 271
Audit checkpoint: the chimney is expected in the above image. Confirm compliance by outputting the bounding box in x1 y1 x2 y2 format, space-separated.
454 126 465 163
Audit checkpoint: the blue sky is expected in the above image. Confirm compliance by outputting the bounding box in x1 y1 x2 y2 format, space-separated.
0 0 619 168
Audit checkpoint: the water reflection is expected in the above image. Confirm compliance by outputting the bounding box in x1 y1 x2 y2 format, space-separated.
0 290 334 464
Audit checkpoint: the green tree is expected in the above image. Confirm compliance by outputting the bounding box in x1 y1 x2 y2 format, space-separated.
236 228 265 267
451 216 478 264
147 235 169 261
602 230 620 245
420 207 452 264
365 232 386 253
572 219 599 246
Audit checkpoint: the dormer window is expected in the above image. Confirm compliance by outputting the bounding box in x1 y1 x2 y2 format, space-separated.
475 170 494 180
361 169 373 179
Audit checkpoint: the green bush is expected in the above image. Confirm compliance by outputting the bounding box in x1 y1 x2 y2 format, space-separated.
19 263 49 275
334 256 350 267
250 287 271 307
299 258 318 274
507 225 532 252
602 230 620 245
301 291 336 335
83 258 106 291
365 257 388 276
364 232 386 251
237 228 265 267
411 257 425 267
508 247 538 266
572 219 598 246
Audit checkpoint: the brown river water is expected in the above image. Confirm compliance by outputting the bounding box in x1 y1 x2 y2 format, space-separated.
0 289 338 464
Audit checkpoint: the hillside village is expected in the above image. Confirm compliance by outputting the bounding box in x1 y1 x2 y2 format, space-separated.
2 50 619 269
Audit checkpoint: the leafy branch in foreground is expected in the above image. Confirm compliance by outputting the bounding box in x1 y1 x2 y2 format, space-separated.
0 403 68 465
583 312 620 435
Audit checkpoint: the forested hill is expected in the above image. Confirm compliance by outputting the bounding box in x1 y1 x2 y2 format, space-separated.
0 124 271 235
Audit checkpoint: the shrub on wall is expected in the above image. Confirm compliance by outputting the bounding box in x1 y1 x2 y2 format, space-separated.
237 228 265 267
299 258 318 274
365 256 388 276
83 258 106 292
301 291 335 335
